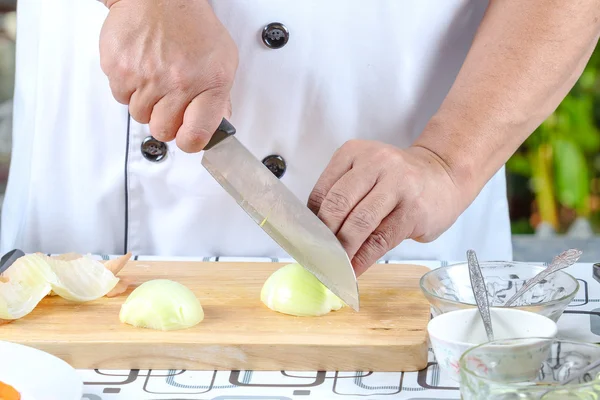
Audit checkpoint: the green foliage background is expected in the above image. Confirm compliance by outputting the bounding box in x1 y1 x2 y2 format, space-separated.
507 45 600 234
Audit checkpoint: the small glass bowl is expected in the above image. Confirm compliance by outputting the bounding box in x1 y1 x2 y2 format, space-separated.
459 338 600 400
419 261 579 322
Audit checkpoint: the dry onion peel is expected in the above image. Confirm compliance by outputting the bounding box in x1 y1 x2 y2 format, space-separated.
0 253 124 319
105 277 133 298
119 279 204 331
260 263 344 317
102 253 132 275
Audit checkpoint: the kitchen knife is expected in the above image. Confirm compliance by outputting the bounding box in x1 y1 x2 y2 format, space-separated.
0 249 25 275
201 118 360 311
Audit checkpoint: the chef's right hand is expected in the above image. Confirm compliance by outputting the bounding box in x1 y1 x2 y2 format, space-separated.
98 0 238 153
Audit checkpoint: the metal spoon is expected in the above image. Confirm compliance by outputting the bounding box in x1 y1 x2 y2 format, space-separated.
467 249 494 341
559 358 600 385
538 357 600 397
503 248 582 307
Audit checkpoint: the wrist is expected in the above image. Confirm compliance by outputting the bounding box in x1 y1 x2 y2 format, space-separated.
99 0 120 8
411 115 483 204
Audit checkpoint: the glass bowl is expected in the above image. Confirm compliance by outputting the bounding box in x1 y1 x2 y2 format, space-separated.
459 338 600 399
419 261 579 322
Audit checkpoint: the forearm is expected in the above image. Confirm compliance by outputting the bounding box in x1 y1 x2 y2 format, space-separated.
98 0 209 7
414 0 600 204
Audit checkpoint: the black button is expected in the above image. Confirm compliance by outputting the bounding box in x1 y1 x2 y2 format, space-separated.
141 136 167 162
262 155 286 179
262 22 289 49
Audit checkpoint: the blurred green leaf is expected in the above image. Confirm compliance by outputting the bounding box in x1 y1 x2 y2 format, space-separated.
552 137 590 215
507 45 599 231
555 95 600 153
579 69 597 91
511 219 534 234
506 153 531 176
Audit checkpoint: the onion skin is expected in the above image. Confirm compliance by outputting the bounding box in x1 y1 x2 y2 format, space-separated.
260 263 344 317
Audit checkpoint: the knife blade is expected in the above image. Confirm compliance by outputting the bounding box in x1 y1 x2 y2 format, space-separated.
0 249 25 275
201 118 360 311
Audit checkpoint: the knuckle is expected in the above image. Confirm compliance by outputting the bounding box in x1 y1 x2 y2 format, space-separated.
308 187 328 212
168 67 195 92
321 190 353 216
209 65 231 89
110 57 132 80
181 125 211 145
130 110 150 125
349 207 378 231
412 196 428 215
340 139 361 152
109 87 130 105
207 60 236 89
352 250 374 274
365 230 392 254
375 146 396 160
149 120 176 142
128 103 150 125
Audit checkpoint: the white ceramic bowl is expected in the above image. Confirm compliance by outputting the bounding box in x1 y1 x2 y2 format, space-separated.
427 307 558 382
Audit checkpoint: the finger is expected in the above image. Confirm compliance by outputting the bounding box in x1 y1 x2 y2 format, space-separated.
307 149 355 215
336 183 398 260
175 88 232 153
148 93 190 142
351 206 412 277
108 78 134 105
128 84 164 125
316 168 378 235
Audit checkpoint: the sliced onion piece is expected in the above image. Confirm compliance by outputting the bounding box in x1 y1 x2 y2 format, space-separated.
0 254 53 319
43 255 120 302
119 279 204 331
260 263 344 317
0 253 125 320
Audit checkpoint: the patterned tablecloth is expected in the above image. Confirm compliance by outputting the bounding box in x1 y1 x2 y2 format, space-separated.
74 256 600 400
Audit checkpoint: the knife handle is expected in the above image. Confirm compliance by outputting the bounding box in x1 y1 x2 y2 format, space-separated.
204 118 237 150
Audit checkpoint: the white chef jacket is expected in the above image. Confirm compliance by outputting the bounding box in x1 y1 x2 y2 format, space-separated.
0 0 513 262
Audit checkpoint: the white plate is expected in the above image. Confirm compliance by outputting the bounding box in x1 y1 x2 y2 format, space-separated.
0 341 83 400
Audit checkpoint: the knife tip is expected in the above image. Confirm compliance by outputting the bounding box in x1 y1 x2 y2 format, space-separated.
345 296 360 312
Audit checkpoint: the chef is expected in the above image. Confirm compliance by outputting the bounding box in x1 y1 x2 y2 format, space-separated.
1 0 599 275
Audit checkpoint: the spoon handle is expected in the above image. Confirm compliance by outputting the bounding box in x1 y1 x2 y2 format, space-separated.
540 356 600 397
503 249 582 307
561 358 600 385
467 250 494 342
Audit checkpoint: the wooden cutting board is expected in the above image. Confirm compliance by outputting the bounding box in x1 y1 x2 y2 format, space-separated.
0 261 432 372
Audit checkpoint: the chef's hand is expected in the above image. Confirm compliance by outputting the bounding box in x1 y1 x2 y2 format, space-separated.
98 0 238 152
308 141 467 277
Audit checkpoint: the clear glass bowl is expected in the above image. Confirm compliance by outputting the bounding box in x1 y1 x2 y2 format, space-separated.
459 338 600 399
419 261 579 322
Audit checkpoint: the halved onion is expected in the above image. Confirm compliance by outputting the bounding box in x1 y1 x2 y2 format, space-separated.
119 279 204 331
260 263 344 317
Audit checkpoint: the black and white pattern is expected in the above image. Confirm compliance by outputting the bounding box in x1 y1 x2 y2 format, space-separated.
72 257 598 400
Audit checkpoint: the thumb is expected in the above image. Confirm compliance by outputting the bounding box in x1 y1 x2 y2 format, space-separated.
175 89 232 153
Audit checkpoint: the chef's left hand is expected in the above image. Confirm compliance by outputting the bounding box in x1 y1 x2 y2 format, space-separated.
308 140 467 276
